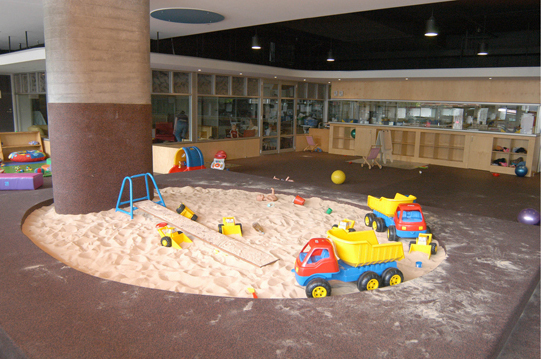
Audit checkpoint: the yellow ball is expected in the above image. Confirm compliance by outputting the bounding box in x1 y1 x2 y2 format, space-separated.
331 170 346 184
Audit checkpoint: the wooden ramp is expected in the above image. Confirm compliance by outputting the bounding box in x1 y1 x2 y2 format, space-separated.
134 200 278 268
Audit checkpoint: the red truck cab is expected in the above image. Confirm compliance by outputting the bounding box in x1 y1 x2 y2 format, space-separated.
394 203 427 232
295 238 339 277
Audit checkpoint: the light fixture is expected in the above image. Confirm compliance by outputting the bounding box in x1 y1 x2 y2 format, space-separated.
425 12 438 37
251 33 261 50
477 42 488 56
327 49 334 62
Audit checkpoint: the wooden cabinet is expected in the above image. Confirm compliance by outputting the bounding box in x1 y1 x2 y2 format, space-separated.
329 124 357 155
489 135 538 176
0 131 44 162
328 123 540 176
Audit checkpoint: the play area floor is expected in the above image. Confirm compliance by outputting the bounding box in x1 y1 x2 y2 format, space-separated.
0 151 539 358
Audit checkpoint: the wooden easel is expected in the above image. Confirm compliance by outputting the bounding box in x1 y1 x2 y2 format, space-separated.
376 130 393 164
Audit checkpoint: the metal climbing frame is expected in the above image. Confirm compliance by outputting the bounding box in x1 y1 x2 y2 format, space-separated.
115 173 165 219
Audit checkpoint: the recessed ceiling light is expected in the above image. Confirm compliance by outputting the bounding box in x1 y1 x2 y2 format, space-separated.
198 69 201 72
239 73 243 75
489 77 492 80
151 8 225 24
405 78 409 80
274 76 277 79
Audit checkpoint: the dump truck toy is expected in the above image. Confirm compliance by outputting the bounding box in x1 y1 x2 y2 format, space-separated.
156 222 192 249
331 219 356 232
176 203 198 221
293 229 404 298
409 233 438 259
365 193 430 241
218 217 243 236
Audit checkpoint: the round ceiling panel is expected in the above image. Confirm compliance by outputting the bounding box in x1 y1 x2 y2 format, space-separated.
151 8 225 24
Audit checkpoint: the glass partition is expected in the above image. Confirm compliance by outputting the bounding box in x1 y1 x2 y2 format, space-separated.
329 100 540 134
296 99 324 134
197 97 259 140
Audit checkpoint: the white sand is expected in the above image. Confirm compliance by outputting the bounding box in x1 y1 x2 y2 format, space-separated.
22 186 446 299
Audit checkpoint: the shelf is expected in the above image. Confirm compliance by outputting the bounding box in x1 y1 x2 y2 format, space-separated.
0 131 44 162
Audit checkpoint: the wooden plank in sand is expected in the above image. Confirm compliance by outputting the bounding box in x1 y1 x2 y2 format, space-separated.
134 200 278 268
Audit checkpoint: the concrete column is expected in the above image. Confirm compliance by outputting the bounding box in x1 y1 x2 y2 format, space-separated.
43 0 152 214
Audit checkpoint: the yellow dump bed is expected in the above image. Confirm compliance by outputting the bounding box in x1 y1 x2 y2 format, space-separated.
367 193 417 217
326 229 405 267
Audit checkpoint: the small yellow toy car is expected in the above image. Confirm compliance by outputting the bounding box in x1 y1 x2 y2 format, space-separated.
218 217 243 236
332 219 356 232
176 203 198 221
156 222 192 249
409 233 437 259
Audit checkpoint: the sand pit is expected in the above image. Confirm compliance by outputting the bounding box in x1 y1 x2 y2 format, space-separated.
22 186 446 299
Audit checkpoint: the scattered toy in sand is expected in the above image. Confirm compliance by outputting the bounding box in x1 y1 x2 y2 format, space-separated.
247 287 258 298
273 176 294 182
256 188 278 201
252 222 265 234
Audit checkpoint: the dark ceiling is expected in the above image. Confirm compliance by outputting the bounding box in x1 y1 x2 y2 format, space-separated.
151 0 541 71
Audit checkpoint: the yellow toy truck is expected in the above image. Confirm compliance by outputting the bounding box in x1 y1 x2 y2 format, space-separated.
176 203 198 221
293 229 405 298
218 217 243 236
156 222 192 249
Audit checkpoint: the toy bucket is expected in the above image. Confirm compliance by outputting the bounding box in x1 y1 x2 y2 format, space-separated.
293 195 305 205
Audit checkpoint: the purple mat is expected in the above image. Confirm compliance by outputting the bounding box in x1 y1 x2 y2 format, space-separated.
0 172 43 190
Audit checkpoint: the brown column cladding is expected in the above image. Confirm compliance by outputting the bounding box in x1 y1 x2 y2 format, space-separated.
48 103 152 214
43 0 152 214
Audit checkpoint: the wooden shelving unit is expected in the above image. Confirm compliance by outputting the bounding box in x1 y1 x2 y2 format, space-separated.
390 129 416 158
328 123 539 176
329 125 357 155
419 132 465 162
490 136 532 175
0 131 44 162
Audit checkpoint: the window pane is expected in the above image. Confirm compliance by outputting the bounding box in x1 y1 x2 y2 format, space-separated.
198 74 213 95
232 77 245 96
198 97 259 140
297 99 323 134
307 83 317 98
29 73 37 93
247 78 259 96
38 72 46 93
280 99 294 135
281 84 295 98
20 74 28 93
317 84 327 99
173 72 190 93
152 95 190 142
215 75 229 95
297 82 307 98
152 71 169 93
263 83 278 97
263 99 279 137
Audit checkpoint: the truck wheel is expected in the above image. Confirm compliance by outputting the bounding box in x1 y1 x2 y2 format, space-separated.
426 225 432 234
176 204 185 214
306 278 332 298
161 236 172 247
364 213 375 227
387 226 398 241
218 224 224 234
431 242 438 255
373 217 385 232
357 271 382 291
191 214 198 221
332 224 338 228
382 268 404 286
348 228 356 232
